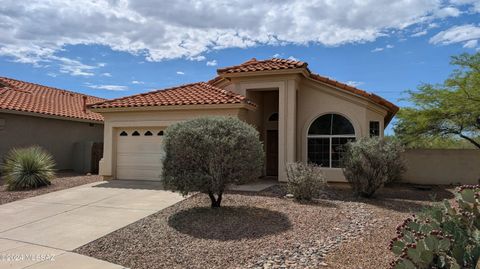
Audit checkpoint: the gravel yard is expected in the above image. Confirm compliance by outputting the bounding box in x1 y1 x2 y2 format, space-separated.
0 172 102 205
75 184 454 269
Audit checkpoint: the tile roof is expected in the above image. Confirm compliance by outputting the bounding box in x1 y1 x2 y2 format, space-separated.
0 77 104 122
88 82 253 109
217 58 307 74
216 58 399 124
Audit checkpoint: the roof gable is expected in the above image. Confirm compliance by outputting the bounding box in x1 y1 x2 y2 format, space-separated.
0 77 104 122
217 58 307 74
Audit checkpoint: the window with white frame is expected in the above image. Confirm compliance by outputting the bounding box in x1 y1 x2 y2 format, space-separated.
307 114 355 168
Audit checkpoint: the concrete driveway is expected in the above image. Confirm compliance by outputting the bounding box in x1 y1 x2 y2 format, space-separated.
0 180 185 269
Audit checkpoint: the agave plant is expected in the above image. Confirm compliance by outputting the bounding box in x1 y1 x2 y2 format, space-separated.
2 146 56 191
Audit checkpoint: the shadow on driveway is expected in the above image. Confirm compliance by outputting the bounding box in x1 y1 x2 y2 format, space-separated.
93 180 165 190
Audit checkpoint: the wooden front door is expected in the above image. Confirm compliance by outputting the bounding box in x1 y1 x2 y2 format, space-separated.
266 130 278 176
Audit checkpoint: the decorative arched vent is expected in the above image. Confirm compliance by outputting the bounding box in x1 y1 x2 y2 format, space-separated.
144 131 153 136
119 131 128 136
268 112 279 121
132 131 140 136
158 131 164 136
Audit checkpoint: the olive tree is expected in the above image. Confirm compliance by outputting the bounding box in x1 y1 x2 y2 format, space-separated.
161 117 264 207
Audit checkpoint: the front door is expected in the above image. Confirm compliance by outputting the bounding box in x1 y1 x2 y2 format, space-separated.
266 130 278 176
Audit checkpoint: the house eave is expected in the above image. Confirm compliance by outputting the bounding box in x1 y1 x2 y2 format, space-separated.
0 109 104 124
89 102 257 113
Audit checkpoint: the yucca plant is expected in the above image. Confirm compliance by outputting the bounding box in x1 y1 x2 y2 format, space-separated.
2 146 56 191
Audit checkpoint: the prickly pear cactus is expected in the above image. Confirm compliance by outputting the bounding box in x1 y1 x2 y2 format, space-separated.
389 185 480 269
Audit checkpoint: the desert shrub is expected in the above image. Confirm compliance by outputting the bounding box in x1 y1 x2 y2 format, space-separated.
389 185 480 269
2 146 55 190
286 162 326 201
342 137 405 198
162 117 264 208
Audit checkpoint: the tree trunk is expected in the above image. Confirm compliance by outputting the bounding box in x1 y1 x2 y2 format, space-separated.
459 134 480 149
208 191 223 208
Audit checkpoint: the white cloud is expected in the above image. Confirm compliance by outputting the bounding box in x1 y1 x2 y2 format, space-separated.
345 81 364 87
463 39 478 48
131 80 145 84
272 53 282 58
86 84 128 91
0 0 472 64
101 72 112 77
206 60 217 66
47 72 57 77
386 44 395 49
371 47 384 52
434 6 461 17
412 30 428 37
176 71 185 75
450 0 480 12
52 56 96 76
97 62 107 67
287 56 299 61
430 24 480 46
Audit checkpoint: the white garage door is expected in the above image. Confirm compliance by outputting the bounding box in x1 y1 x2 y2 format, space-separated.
116 128 165 180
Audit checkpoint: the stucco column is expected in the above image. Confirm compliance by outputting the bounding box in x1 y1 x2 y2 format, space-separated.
278 80 297 182
99 121 114 179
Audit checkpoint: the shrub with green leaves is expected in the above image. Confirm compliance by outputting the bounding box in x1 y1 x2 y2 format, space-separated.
162 117 264 208
286 162 326 201
389 185 480 269
342 137 406 198
2 146 56 190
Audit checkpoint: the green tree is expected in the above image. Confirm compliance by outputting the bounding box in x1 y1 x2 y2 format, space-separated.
394 52 480 149
161 117 264 208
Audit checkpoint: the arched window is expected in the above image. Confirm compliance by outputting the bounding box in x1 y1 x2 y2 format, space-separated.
119 131 128 136
268 112 279 121
144 131 153 136
158 131 164 136
307 114 355 168
132 131 140 136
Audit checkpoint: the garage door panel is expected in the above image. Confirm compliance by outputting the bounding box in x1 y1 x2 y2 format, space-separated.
117 141 163 153
116 168 162 181
116 128 165 181
116 154 164 166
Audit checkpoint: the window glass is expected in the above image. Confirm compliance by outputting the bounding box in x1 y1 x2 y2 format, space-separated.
119 131 128 136
308 114 332 135
144 131 153 136
307 113 355 168
268 113 279 121
369 121 380 137
307 138 330 167
132 131 140 136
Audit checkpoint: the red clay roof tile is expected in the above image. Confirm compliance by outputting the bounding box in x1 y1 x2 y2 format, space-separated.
88 82 253 109
0 77 104 122
217 58 307 74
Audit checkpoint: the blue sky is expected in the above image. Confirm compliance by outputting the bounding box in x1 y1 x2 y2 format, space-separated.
1 1 480 133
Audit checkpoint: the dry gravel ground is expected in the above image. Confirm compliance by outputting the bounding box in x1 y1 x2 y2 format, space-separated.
75 183 454 269
0 172 102 205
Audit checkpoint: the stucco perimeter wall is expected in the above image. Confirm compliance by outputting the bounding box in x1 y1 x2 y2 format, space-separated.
0 112 103 170
99 107 247 179
402 149 480 185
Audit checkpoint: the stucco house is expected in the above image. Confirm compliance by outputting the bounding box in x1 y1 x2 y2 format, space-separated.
0 77 105 173
89 58 398 182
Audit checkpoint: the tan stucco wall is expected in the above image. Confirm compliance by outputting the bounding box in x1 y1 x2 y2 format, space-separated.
98 107 247 179
295 81 386 182
402 149 480 185
0 112 103 170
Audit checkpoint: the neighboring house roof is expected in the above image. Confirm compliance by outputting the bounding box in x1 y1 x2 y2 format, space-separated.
216 58 399 124
88 82 253 109
0 77 104 122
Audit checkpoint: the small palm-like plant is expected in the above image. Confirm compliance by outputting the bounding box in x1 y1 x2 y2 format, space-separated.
2 146 56 191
